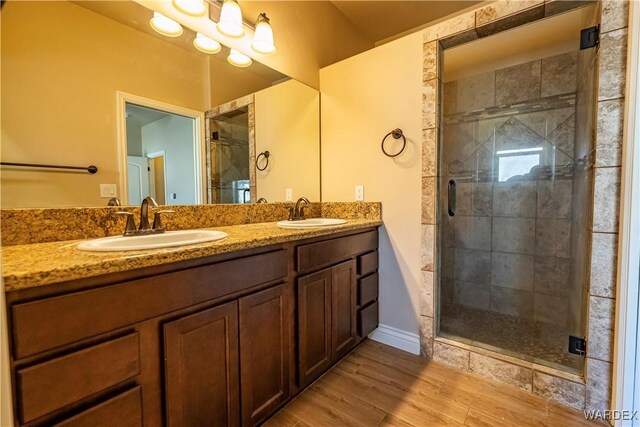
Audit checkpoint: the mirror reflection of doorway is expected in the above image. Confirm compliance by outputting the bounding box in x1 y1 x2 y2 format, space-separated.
124 102 199 206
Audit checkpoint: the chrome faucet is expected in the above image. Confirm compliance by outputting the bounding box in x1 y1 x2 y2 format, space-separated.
257 197 268 203
288 197 310 221
107 197 121 206
111 196 174 236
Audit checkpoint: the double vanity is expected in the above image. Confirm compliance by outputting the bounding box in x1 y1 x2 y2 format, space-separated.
1 202 381 426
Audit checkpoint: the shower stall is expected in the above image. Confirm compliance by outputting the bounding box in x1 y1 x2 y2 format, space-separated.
438 6 597 375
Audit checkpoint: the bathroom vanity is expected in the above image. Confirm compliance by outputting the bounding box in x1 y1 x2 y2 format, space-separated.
3 223 380 426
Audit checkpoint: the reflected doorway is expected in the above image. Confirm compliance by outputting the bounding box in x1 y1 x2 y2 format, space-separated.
118 92 204 206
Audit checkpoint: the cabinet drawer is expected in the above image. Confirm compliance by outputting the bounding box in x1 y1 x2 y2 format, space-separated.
357 273 378 307
17 333 140 424
55 386 142 427
12 250 287 358
357 251 378 276
358 301 378 338
297 230 377 274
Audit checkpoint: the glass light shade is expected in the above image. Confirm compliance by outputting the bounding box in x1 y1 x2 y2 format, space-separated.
218 0 244 37
227 49 252 67
150 12 183 37
194 32 221 54
251 14 276 54
173 0 207 16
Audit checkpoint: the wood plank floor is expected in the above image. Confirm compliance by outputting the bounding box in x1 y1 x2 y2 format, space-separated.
265 340 607 427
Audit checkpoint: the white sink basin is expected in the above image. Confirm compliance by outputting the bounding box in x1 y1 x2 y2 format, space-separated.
276 218 347 228
77 230 228 252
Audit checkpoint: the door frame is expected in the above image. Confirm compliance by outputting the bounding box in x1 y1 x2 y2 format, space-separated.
116 91 206 205
147 150 167 204
613 1 640 424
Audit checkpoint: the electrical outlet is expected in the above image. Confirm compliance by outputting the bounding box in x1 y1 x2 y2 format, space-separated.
100 184 117 198
285 188 293 202
355 185 364 201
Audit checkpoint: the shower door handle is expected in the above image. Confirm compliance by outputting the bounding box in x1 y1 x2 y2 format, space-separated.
448 179 456 217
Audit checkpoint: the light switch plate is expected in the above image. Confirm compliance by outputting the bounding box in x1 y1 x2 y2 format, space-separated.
285 188 293 202
355 185 364 201
100 184 117 198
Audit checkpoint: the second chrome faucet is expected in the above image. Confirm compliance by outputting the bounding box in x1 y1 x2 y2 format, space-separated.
112 196 174 236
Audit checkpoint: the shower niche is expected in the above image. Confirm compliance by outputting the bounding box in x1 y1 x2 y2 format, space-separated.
438 8 597 375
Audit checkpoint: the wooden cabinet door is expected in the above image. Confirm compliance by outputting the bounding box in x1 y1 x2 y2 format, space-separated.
163 301 239 427
239 285 290 426
297 268 332 387
331 260 357 360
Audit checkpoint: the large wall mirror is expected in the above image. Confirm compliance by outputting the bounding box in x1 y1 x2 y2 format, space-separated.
0 0 320 208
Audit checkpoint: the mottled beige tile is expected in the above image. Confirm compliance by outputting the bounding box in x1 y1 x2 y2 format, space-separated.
421 224 435 271
493 181 537 218
469 352 533 392
422 128 437 177
601 0 630 33
586 358 612 411
495 60 541 105
588 296 615 362
420 270 434 318
423 41 439 82
423 11 476 43
491 287 533 319
592 167 621 233
596 98 625 167
541 52 577 97
534 293 568 327
419 315 434 358
453 216 491 251
492 217 535 255
535 218 571 258
454 248 491 285
533 371 585 410
491 252 534 291
457 71 495 112
475 0 543 26
421 177 437 225
590 232 618 298
599 28 628 101
433 341 470 370
537 180 573 220
422 79 438 130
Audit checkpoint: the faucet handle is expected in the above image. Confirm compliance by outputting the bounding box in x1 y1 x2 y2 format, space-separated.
111 211 137 235
152 210 175 232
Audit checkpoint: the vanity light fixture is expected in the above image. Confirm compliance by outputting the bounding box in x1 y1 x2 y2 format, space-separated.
172 0 208 16
251 13 276 55
194 32 222 54
150 12 184 37
218 0 244 37
227 49 252 67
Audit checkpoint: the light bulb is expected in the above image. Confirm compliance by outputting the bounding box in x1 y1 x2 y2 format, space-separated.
218 0 244 38
194 32 221 54
173 0 207 16
149 12 183 37
251 13 276 55
227 49 252 67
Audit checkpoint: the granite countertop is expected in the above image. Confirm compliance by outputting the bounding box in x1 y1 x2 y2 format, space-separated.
1 219 382 292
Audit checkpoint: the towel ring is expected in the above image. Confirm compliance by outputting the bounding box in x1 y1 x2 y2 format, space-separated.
381 128 406 158
256 151 270 171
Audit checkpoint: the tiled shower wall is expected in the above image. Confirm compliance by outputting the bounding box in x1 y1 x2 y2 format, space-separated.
440 52 578 331
419 0 629 412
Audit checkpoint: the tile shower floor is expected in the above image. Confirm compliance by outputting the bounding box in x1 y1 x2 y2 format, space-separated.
440 305 583 373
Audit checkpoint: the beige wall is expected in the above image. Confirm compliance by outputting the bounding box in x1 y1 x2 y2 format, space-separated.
255 80 320 202
209 56 274 107
320 33 423 335
1 1 208 208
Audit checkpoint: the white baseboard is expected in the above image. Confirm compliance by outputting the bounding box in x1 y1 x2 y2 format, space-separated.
368 324 420 355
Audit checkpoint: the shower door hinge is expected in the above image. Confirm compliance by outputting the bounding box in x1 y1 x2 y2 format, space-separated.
569 335 587 357
580 25 599 50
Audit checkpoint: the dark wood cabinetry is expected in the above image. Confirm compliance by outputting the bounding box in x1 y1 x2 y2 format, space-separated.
239 285 290 426
164 302 240 427
5 228 379 426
